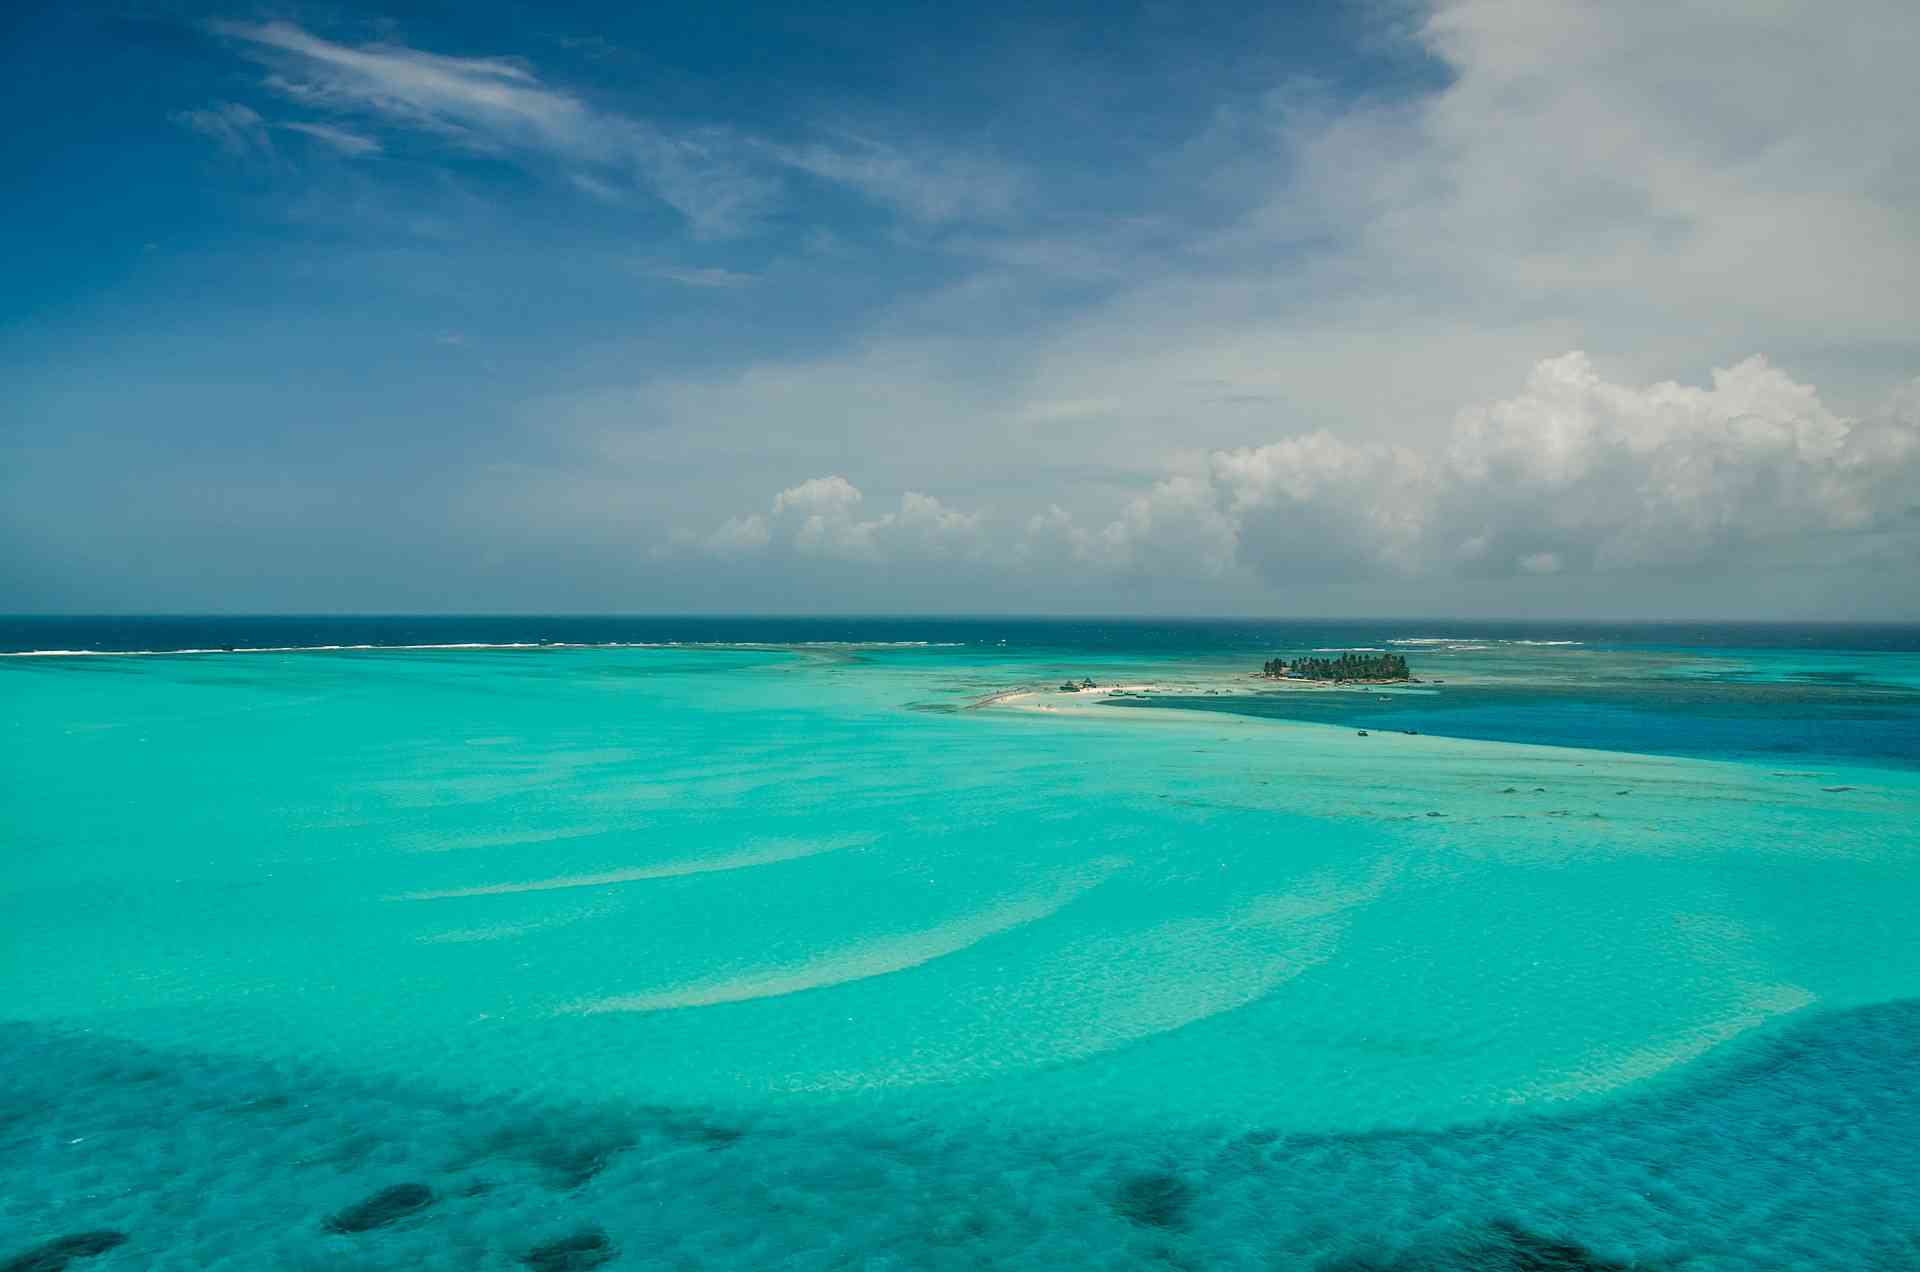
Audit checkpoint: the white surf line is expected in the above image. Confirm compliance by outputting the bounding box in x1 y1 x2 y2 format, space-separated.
1 639 966 659
0 643 554 656
561 860 1125 1014
393 834 872 901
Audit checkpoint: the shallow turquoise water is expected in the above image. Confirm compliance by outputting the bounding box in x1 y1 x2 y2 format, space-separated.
3 622 1918 1268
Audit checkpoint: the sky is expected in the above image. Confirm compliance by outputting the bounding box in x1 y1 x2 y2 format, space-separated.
2 0 1917 618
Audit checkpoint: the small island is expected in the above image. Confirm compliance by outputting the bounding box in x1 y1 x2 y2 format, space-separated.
1263 652 1410 682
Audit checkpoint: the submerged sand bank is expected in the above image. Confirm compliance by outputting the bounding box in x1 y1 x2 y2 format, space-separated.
976 673 1418 715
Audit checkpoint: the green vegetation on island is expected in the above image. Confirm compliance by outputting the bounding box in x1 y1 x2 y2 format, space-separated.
1263 652 1410 681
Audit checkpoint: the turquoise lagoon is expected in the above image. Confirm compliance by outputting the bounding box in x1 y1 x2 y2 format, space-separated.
3 619 1919 1269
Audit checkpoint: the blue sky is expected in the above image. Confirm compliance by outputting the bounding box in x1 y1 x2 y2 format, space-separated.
4 0 1917 616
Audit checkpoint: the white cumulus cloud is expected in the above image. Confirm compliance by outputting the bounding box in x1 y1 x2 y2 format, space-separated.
685 355 1920 589
686 475 984 565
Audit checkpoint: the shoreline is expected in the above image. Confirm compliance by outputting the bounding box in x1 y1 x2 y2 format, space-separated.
975 674 1420 715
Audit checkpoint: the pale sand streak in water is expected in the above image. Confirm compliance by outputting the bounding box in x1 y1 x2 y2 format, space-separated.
394 834 873 901
562 860 1126 1014
779 863 1398 1092
1518 985 1817 1104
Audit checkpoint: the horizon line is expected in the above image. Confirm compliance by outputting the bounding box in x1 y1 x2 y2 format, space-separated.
4 613 1918 627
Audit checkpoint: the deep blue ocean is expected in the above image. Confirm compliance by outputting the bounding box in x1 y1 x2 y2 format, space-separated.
4 616 1919 1269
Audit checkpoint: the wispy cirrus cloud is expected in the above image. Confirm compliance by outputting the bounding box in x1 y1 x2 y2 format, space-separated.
643 264 756 289
278 120 381 156
171 101 273 159
210 20 575 146
197 20 1027 240
568 171 625 202
764 129 1025 224
208 18 775 238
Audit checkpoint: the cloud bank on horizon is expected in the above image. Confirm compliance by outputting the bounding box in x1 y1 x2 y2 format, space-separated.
2 0 1917 616
680 353 1920 583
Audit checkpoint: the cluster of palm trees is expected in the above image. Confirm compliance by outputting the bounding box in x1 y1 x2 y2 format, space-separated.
1263 652 1410 681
